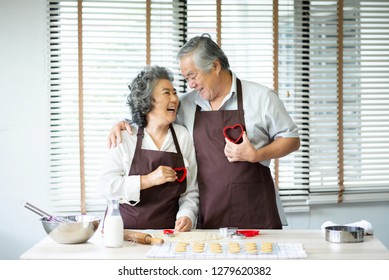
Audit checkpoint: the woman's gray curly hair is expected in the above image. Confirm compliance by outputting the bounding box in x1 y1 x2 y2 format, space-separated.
127 65 174 128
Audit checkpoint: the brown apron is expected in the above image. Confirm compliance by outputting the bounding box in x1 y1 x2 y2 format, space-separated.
119 124 187 229
193 79 282 229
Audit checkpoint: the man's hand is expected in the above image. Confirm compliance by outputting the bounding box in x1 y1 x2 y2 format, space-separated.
175 216 192 232
107 120 132 148
225 134 300 163
224 132 256 162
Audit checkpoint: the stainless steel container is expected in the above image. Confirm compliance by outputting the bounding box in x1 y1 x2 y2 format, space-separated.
325 225 364 243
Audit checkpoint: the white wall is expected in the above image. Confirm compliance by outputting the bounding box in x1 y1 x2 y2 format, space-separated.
0 0 50 260
0 0 388 260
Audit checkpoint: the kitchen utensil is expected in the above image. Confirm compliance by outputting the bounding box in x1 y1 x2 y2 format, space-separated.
321 220 373 235
41 215 101 244
163 229 175 237
230 233 245 239
23 201 71 222
325 225 364 243
24 201 101 244
173 167 187 182
124 230 164 245
219 227 238 237
237 230 260 237
223 124 244 144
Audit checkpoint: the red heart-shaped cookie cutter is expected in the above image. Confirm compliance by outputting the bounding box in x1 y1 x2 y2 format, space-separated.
163 229 175 235
237 230 260 237
223 123 244 144
174 167 187 182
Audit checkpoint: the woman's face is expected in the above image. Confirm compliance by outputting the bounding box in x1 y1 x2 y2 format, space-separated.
147 79 179 126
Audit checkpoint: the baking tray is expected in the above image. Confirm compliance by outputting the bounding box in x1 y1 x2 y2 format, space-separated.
325 225 364 243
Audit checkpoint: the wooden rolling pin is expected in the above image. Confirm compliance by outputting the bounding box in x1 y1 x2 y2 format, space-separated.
123 230 164 245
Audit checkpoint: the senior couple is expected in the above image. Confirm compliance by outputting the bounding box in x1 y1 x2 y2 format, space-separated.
97 34 300 232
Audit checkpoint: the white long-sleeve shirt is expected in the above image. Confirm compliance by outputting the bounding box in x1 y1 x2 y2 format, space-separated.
97 123 199 225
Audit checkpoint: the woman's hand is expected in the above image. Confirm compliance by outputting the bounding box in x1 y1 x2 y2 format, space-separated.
140 165 177 190
175 216 193 232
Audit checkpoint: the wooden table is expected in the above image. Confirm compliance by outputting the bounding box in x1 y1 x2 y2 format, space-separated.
20 229 389 260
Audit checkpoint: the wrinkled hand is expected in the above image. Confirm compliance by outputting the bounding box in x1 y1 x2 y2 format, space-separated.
224 132 256 162
175 216 192 232
142 166 177 190
107 120 132 148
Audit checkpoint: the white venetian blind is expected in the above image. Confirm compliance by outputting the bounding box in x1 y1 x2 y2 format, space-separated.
220 0 274 87
186 0 217 42
278 0 340 211
49 0 82 213
186 0 274 86
150 0 186 90
48 0 184 214
336 0 389 203
48 0 389 215
278 0 389 206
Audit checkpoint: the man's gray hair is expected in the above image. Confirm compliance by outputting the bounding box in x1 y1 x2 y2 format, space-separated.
177 34 230 72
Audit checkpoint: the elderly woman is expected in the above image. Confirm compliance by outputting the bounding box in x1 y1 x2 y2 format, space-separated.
98 66 199 231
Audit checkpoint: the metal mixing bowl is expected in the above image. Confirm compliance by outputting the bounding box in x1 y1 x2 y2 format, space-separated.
41 215 101 244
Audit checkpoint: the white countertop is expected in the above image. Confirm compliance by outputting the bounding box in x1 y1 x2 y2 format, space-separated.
20 229 389 260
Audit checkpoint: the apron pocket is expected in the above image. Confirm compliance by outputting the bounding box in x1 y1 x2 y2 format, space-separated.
229 181 266 227
197 183 207 227
121 212 138 229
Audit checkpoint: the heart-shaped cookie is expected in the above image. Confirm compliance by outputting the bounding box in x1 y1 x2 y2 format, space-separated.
223 123 244 144
174 167 187 182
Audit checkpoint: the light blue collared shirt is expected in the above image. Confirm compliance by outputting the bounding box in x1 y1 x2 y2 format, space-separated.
176 72 299 167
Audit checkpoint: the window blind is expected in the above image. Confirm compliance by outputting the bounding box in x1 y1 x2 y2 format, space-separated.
48 0 389 214
48 0 184 214
220 0 274 87
49 0 82 213
278 0 341 211
321 0 389 203
186 0 274 86
186 0 217 41
278 0 389 207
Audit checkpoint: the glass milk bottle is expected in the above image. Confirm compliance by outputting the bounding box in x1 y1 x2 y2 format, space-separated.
103 197 124 247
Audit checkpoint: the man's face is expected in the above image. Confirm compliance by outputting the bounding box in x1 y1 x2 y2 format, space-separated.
179 54 221 102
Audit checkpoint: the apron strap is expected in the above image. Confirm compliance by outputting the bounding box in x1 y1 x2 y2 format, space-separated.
132 126 144 159
133 125 182 162
236 78 243 112
169 124 182 156
236 78 246 128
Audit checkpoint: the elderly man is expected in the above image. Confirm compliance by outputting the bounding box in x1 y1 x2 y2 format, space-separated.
109 34 300 229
